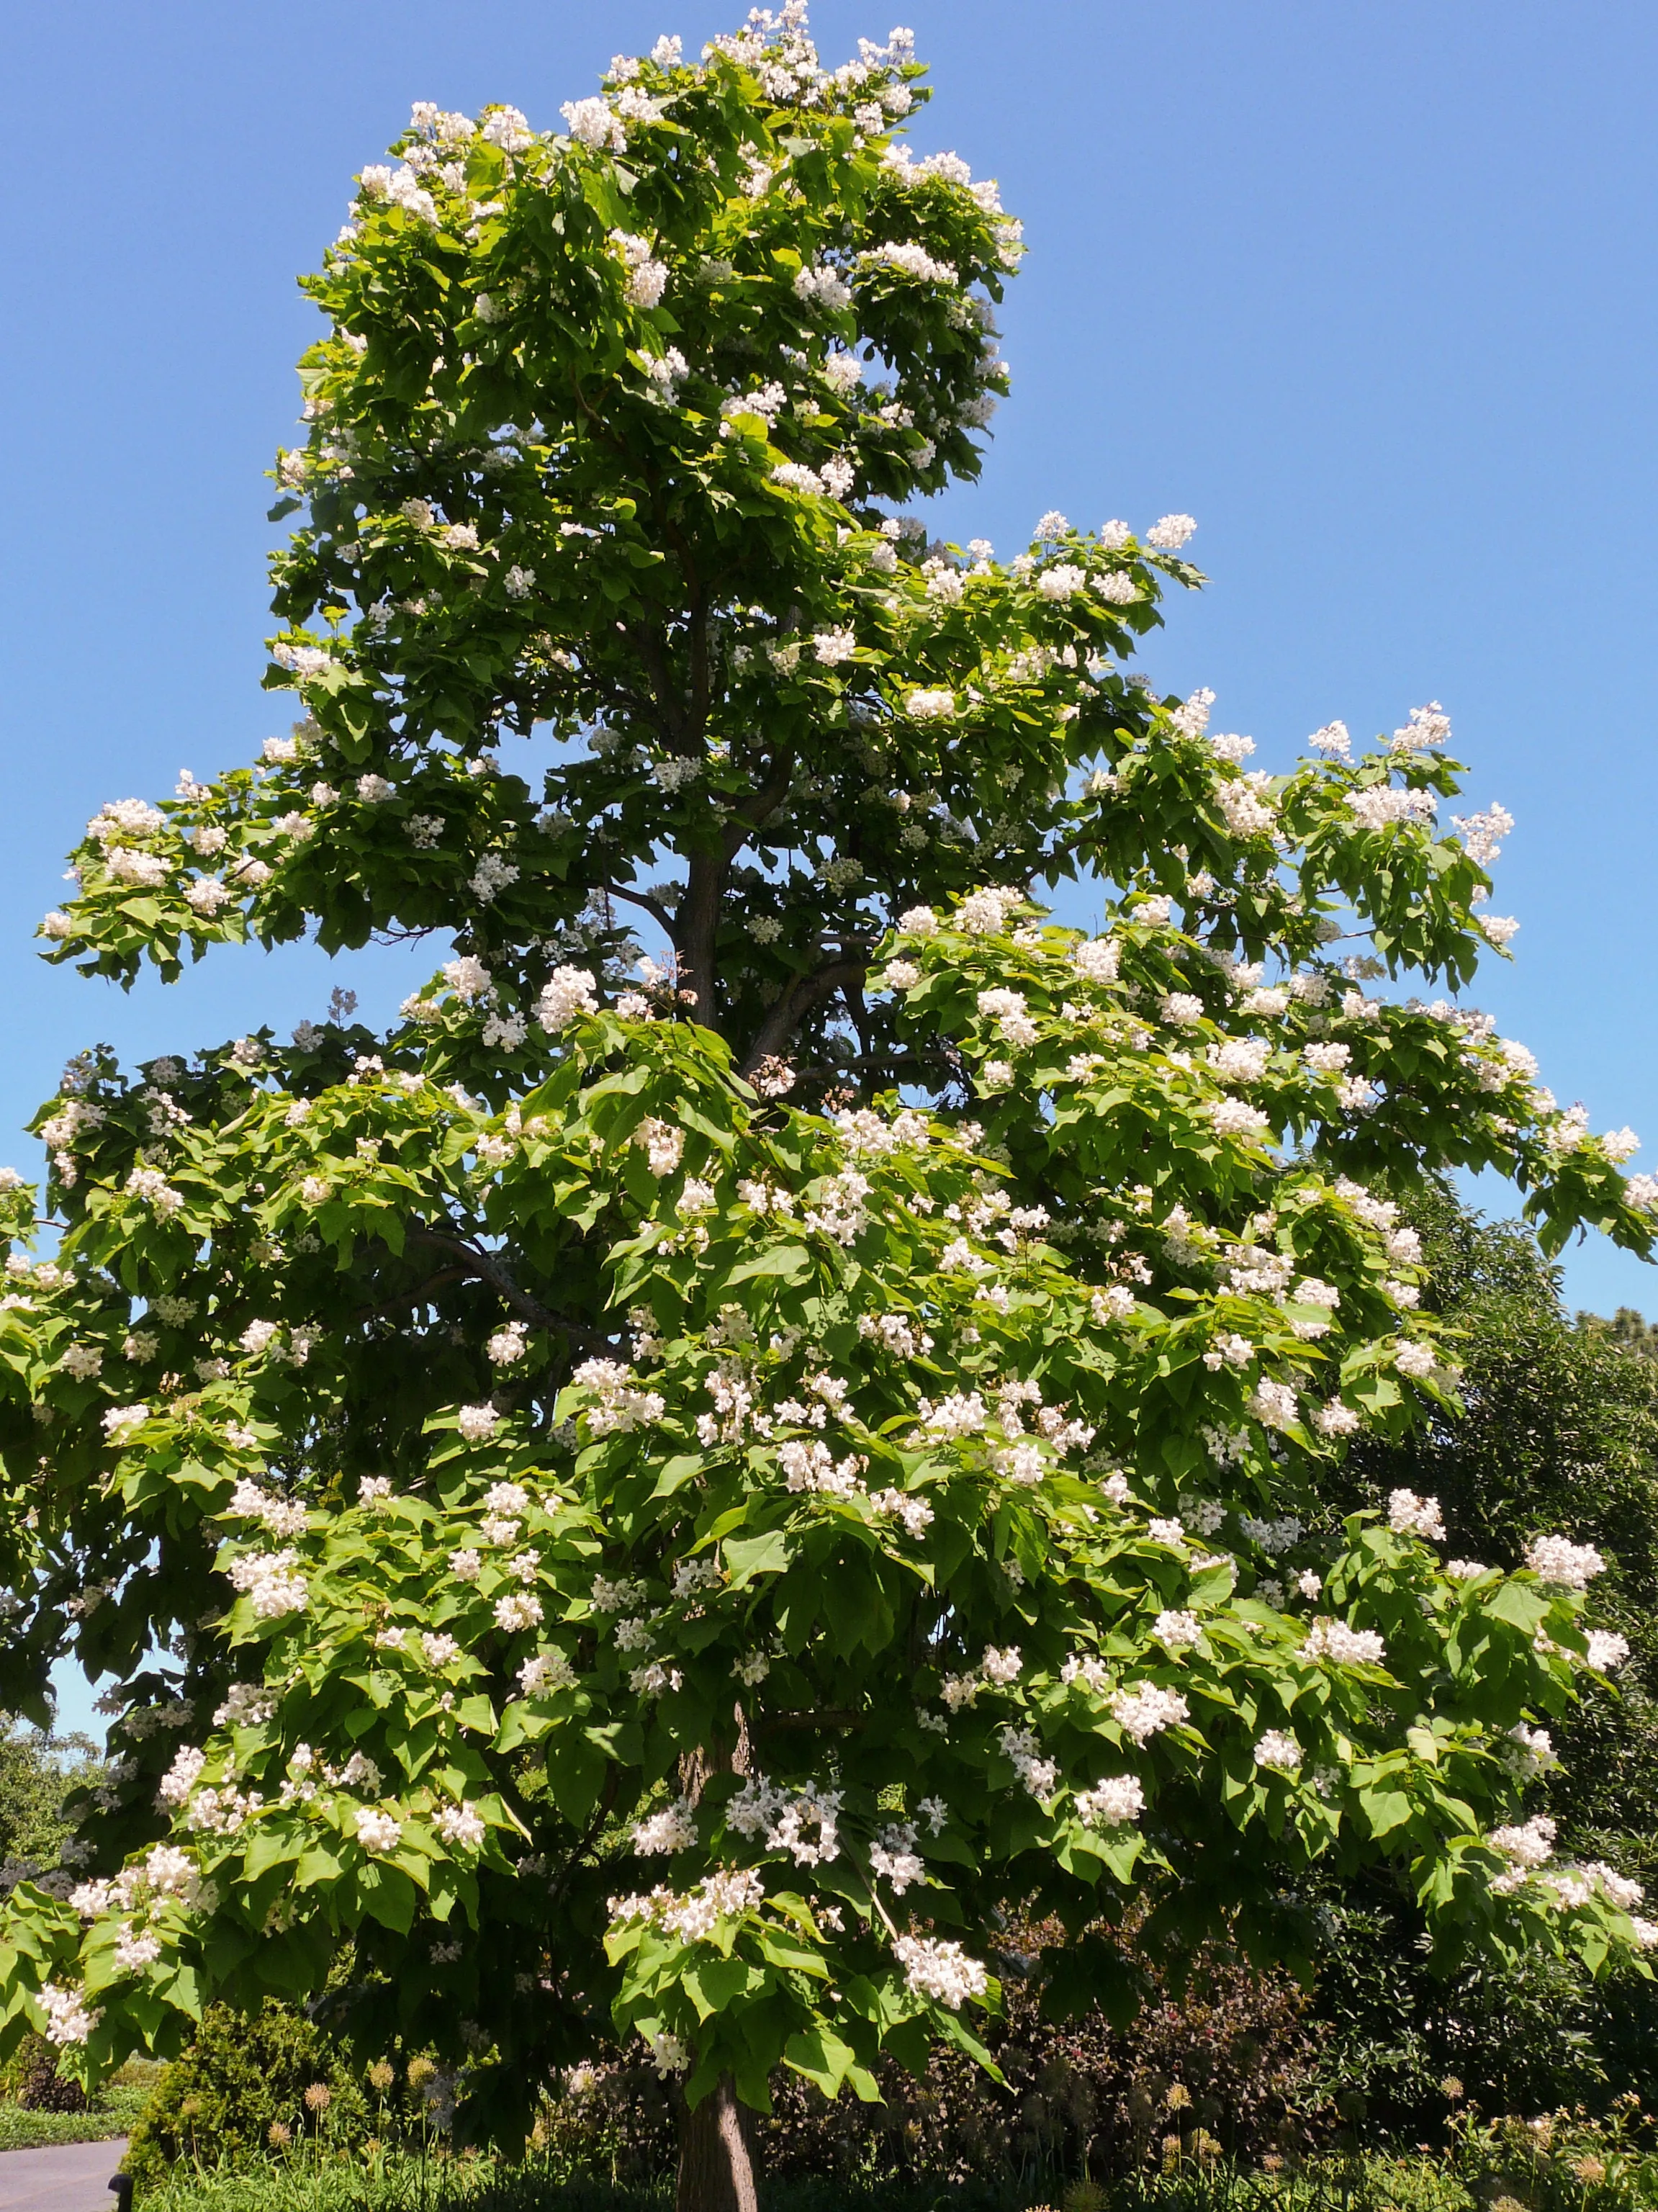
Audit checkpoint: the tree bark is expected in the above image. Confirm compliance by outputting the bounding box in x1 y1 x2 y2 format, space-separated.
675 2074 759 2212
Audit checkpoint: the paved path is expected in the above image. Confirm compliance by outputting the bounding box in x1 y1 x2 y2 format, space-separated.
0 2141 127 2212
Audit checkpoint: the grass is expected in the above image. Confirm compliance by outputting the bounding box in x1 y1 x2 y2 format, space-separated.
117 2155 1486 2212
0 2082 151 2151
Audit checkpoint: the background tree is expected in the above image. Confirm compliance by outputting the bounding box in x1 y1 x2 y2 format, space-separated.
1 17 1655 2212
1306 1191 1658 2124
0 1726 102 1896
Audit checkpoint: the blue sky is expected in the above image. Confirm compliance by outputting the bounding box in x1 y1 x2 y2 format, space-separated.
7 3 1658 1719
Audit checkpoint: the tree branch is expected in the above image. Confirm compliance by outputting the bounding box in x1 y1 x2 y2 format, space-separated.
348 1268 467 1330
603 881 674 931
740 959 868 1076
402 1226 608 1357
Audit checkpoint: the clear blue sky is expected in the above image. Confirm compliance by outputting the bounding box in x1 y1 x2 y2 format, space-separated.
6 1 1657 1319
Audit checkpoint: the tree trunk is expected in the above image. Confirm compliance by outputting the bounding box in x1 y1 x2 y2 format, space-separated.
675 2074 759 2212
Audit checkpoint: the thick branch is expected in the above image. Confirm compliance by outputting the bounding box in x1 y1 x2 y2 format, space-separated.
676 852 726 1031
348 1267 467 1330
402 1226 607 1356
604 881 675 931
740 959 868 1076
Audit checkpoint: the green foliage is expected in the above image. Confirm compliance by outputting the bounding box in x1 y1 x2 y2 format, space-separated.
123 2002 375 2191
1580 1308 1658 1363
0 9 1654 2151
0 2087 145 2148
116 2139 1658 2212
1307 1192 1658 2125
0 1722 103 1876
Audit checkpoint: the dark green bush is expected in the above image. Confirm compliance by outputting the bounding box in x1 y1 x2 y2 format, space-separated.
124 2003 376 2189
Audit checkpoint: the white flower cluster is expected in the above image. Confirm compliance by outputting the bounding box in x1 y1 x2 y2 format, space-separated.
1109 1683 1190 1743
519 1650 577 1696
632 1799 698 1856
1074 1775 1145 1829
726 1775 841 1866
225 1548 308 1619
1253 1730 1302 1773
434 1802 486 1849
1302 1619 1386 1666
37 1983 102 2046
996 1724 1058 1798
634 1117 685 1177
537 966 599 1030
1387 1489 1446 1542
572 1358 667 1434
227 1480 308 1539
1525 1534 1605 1588
1488 1813 1555 1892
892 1932 988 2010
608 1868 765 1943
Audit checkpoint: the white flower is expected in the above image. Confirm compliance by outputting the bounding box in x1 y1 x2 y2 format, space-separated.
1388 1489 1446 1542
907 688 955 721
794 262 853 312
1153 1609 1202 1650
125 1166 184 1218
976 987 1038 1048
1587 1629 1631 1671
1302 1619 1387 1666
1209 1098 1272 1140
457 1404 499 1443
519 1650 576 1695
574 1358 665 1435
355 1807 402 1853
1109 1683 1189 1743
1525 1534 1605 1588
1145 513 1197 549
1248 1380 1299 1431
1074 1776 1145 1828
861 239 958 287
537 966 599 1030
1307 721 1351 758
1394 1340 1436 1380
494 1591 544 1632
1253 1730 1302 1773
225 1549 308 1619
633 1117 685 1177
813 627 857 665
1349 785 1438 832
562 96 626 150
1392 701 1451 754
1072 935 1120 984
37 1984 101 2047
892 1933 987 2010
1037 562 1086 601
958 886 1023 935
434 1802 487 1848
632 1799 698 1856
1489 1813 1554 1872
487 1322 528 1366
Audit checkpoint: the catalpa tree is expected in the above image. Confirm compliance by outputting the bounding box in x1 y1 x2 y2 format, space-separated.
1 13 1652 2211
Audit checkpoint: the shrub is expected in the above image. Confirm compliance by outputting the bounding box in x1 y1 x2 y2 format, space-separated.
124 2004 374 2189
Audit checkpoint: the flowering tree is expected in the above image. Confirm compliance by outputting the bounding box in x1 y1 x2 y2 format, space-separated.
1 13 1654 2211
